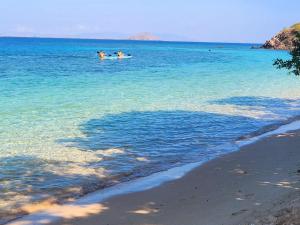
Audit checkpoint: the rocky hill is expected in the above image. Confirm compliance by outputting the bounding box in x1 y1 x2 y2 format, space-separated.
261 23 300 50
128 32 160 41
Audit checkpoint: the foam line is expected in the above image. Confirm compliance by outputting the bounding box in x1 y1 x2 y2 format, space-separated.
237 120 300 147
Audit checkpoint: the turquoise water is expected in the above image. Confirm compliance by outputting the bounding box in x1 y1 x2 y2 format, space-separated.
1 37 300 221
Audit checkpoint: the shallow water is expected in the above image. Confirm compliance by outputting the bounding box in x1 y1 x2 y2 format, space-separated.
1 37 300 222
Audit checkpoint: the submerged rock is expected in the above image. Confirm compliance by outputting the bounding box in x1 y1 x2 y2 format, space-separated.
261 23 300 50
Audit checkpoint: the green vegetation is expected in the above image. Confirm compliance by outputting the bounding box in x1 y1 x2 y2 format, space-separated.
273 32 300 76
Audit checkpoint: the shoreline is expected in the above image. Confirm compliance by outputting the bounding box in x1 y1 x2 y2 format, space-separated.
8 119 300 225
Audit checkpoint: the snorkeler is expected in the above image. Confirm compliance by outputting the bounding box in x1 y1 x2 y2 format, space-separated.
97 51 106 60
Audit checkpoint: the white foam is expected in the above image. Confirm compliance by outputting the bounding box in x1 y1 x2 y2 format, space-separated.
237 120 300 147
9 120 300 225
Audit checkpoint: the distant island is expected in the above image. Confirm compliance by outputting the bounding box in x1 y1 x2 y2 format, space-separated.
261 23 300 50
128 32 160 41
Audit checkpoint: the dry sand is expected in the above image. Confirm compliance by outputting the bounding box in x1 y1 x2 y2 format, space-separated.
11 130 300 225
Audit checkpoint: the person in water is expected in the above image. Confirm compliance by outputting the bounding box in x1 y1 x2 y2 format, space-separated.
116 51 124 59
97 51 106 60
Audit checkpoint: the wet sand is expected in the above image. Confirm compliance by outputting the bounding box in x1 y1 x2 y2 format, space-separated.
11 130 300 225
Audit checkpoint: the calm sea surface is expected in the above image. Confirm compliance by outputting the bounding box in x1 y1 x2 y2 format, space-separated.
1 37 300 221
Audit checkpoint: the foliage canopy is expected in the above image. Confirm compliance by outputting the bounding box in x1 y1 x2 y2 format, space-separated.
273 32 300 76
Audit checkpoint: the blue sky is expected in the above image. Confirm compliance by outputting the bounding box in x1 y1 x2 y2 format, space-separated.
1 0 299 43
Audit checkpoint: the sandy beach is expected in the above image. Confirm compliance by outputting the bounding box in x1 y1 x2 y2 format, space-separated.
10 129 300 225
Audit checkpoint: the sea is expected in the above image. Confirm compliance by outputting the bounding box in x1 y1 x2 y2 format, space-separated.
1 37 300 223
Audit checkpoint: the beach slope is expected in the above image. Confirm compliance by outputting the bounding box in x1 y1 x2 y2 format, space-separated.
11 130 300 225
47 131 300 225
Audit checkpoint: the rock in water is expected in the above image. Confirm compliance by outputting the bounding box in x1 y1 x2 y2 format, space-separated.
261 23 300 50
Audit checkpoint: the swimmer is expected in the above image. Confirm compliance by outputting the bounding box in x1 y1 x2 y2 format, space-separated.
116 51 124 59
97 51 106 60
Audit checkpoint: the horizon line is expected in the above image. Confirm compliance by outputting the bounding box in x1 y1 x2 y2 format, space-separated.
0 35 263 45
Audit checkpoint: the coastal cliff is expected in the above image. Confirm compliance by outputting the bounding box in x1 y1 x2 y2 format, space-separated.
261 23 300 50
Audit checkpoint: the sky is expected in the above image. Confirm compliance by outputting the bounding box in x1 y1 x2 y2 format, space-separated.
0 0 300 43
